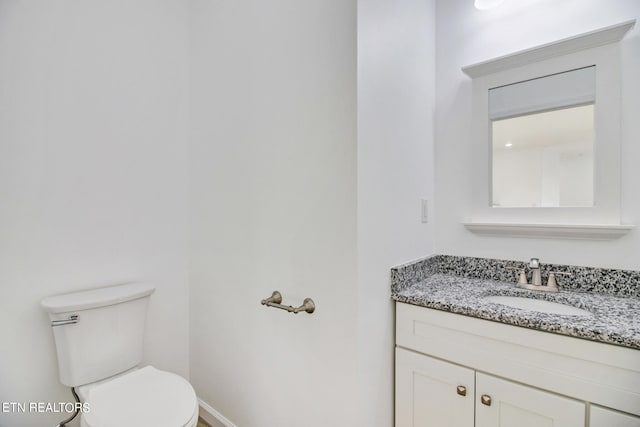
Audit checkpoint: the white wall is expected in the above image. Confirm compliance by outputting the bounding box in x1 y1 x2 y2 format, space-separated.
435 0 640 269
189 1 359 426
0 2 190 426
357 0 435 425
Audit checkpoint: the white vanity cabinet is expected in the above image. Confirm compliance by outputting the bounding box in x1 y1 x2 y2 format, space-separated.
396 347 474 426
590 406 640 427
396 348 585 427
475 372 584 427
395 302 640 427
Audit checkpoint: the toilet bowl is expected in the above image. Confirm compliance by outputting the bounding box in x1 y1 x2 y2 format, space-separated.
77 366 198 427
41 283 197 427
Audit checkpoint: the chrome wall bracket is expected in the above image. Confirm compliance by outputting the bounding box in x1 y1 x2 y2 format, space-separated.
261 291 316 314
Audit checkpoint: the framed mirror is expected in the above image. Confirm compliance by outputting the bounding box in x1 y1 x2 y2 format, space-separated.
461 20 635 236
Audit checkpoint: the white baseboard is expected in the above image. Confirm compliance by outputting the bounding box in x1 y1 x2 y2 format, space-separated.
198 398 236 427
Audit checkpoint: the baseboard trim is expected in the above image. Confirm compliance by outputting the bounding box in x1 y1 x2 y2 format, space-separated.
198 398 236 427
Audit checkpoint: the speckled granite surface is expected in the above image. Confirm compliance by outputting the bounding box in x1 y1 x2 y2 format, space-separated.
391 255 640 350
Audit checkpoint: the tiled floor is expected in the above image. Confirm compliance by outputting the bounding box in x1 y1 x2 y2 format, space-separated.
197 417 212 427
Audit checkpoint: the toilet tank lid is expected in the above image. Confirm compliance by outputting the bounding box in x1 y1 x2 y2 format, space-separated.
41 283 155 314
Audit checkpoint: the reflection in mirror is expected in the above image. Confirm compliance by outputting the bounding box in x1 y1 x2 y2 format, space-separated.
489 67 595 208
492 105 594 207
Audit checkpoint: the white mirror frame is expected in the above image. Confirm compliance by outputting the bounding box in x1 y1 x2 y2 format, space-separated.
470 45 620 226
461 21 636 238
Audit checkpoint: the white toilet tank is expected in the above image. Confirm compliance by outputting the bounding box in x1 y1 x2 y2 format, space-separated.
41 283 155 387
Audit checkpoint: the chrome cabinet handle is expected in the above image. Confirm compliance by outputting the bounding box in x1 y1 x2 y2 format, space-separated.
456 385 467 396
481 394 492 406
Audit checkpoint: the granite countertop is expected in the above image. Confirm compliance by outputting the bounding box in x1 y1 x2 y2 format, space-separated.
391 255 640 350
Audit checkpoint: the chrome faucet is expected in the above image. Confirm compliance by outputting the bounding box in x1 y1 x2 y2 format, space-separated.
529 258 542 286
507 258 566 293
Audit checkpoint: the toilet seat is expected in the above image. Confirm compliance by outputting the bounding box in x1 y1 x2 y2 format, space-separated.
80 366 198 427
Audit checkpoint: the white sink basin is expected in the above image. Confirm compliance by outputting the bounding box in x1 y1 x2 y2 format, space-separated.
484 295 593 317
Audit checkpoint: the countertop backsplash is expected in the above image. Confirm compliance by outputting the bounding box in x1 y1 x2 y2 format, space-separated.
391 254 640 298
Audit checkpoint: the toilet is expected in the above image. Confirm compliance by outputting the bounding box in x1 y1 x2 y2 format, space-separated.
41 283 198 427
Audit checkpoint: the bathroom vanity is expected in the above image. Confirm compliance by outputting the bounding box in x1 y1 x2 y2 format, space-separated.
400 21 640 426
391 255 640 427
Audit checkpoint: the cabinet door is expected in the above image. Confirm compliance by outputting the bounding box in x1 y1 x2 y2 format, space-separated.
475 372 585 427
396 347 474 427
590 405 640 427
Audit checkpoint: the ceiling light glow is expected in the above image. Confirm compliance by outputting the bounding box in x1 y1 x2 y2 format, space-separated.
475 0 505 10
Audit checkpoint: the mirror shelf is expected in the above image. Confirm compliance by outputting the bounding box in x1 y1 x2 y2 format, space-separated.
462 20 635 78
463 222 634 240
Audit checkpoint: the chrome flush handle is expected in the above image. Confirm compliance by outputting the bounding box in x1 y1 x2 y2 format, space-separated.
51 315 79 327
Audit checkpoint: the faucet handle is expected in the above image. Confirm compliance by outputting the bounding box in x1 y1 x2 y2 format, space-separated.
506 266 528 285
529 258 540 268
547 271 571 289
